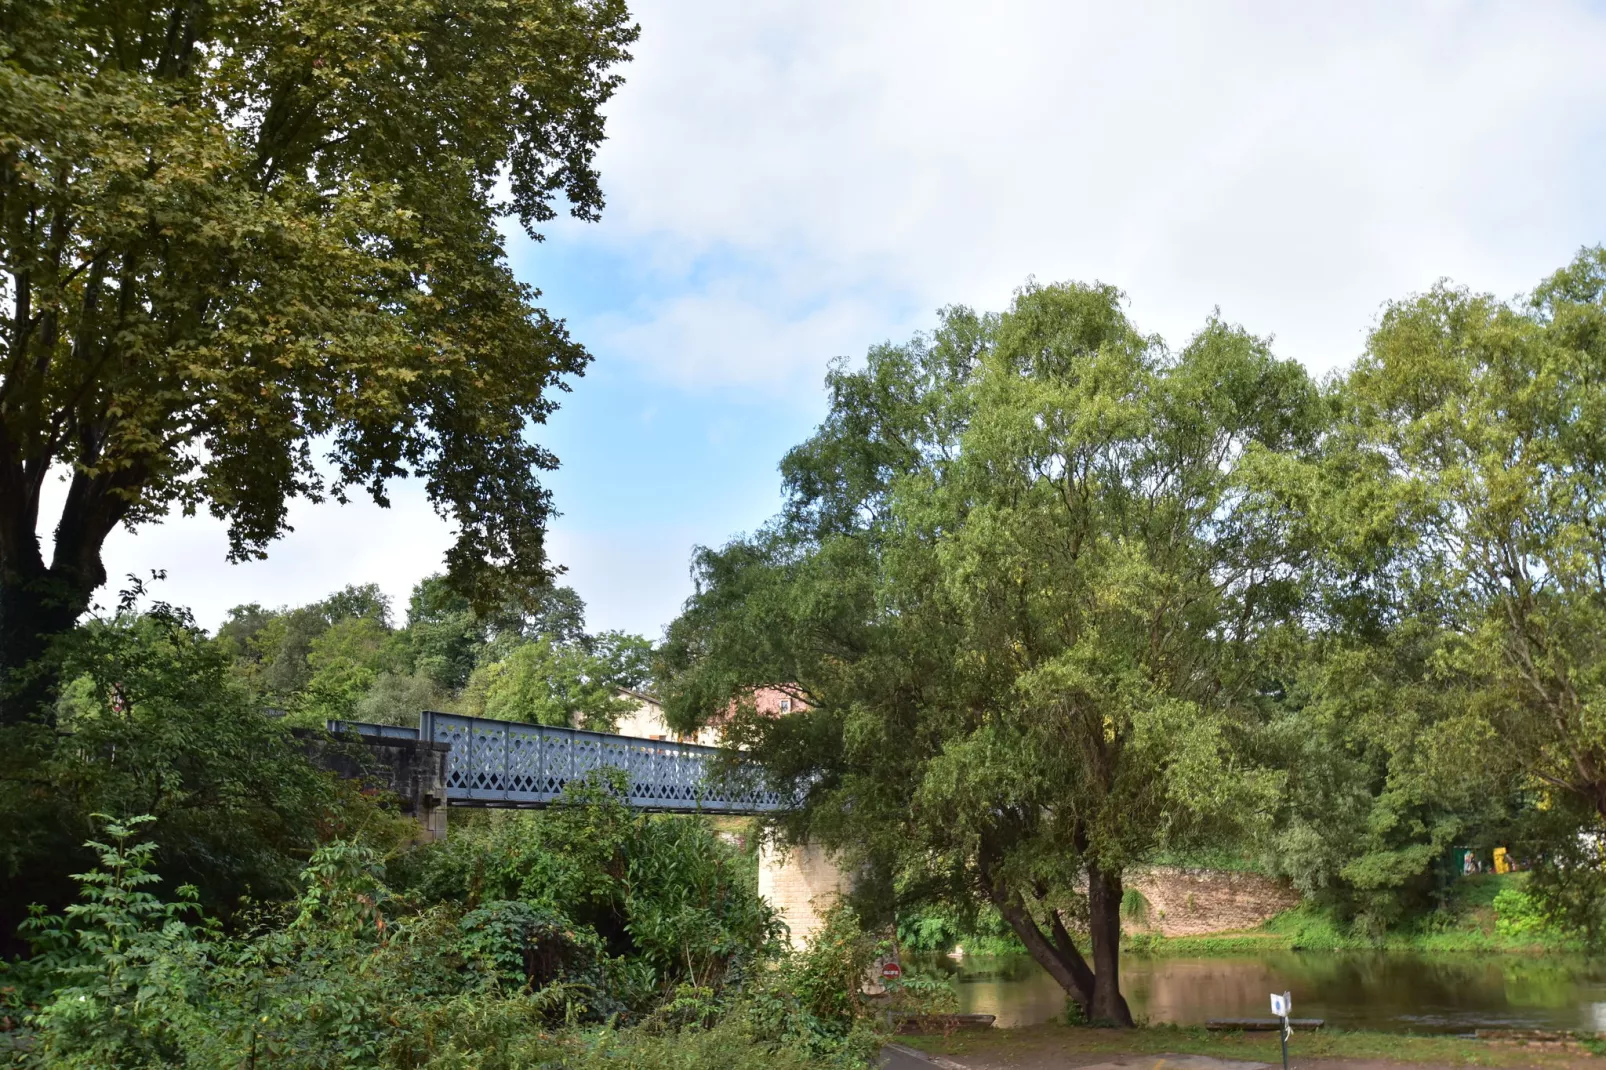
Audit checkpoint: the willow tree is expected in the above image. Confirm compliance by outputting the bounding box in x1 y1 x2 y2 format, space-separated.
662 284 1320 1022
1344 248 1606 824
0 0 636 720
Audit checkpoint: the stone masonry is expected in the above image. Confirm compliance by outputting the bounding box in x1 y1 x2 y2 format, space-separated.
1124 866 1300 936
757 840 853 947
302 730 451 842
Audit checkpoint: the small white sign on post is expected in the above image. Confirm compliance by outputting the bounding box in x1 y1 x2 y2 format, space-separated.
1270 990 1294 1068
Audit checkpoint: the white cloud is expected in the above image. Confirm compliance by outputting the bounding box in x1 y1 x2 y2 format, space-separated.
41 1 1606 639
49 470 708 638
587 272 908 389
39 471 456 631
555 0 1606 387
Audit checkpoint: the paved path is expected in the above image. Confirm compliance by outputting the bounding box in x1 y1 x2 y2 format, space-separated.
881 1045 970 1070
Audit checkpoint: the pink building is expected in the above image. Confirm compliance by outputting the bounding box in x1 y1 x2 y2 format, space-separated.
609 685 809 745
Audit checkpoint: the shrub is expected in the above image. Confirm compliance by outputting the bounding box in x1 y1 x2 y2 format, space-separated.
0 604 387 952
1492 883 1549 939
389 776 780 1003
1120 888 1151 926
20 816 212 1067
13 808 873 1069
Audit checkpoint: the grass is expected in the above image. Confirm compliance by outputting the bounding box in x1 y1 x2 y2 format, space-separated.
902 1021 1605 1068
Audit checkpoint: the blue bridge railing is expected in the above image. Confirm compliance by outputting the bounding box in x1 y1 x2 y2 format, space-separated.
329 712 783 814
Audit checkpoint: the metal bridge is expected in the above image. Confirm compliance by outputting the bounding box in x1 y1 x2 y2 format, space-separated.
330 711 784 815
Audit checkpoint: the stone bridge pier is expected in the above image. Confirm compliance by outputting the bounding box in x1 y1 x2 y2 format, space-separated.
303 725 450 841
756 840 855 947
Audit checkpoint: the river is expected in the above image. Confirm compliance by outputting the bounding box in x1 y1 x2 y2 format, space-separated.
917 952 1606 1033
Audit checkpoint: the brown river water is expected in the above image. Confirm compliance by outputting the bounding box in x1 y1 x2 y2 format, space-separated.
915 952 1606 1033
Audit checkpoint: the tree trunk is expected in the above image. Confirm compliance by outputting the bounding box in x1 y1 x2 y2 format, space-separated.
979 853 1101 1017
1048 907 1096 999
1086 861 1134 1026
0 564 93 724
991 886 1094 1013
0 462 120 725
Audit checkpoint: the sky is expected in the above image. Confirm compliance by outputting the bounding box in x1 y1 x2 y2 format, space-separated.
61 0 1606 639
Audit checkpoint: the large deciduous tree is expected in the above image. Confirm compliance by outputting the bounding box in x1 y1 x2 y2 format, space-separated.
0 0 637 721
1344 248 1606 825
661 284 1320 1022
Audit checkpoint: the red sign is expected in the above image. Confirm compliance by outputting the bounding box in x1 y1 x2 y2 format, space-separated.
881 961 903 981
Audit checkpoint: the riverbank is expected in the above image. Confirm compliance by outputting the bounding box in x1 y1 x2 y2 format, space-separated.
1121 876 1574 956
915 875 1574 961
901 1022 1606 1069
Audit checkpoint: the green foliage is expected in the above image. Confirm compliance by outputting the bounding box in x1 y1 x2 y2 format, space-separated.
740 906 884 1066
0 598 379 947
403 577 487 693
786 906 884 1026
465 638 632 729
389 776 782 1001
219 585 402 715
1062 995 1088 1026
218 575 657 730
20 816 211 1068
592 631 657 692
662 284 1324 1018
1521 820 1606 949
1126 877 1575 955
1491 884 1547 938
0 0 642 720
13 810 874 1069
896 904 1022 955
1339 247 1606 842
661 252 1606 1001
1119 889 1150 927
353 672 451 727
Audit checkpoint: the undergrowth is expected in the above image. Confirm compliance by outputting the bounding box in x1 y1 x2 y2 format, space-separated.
0 804 922 1069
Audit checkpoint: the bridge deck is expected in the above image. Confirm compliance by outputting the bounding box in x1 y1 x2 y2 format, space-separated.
330 712 782 815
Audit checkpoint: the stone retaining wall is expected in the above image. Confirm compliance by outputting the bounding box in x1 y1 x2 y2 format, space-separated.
1124 867 1299 936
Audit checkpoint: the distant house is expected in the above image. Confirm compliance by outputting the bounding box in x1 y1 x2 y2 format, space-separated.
747 685 806 717
610 685 808 747
612 688 721 746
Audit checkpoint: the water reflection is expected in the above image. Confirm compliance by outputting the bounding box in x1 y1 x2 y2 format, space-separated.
913 952 1606 1032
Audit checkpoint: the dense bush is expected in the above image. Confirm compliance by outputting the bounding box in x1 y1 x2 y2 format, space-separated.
0 595 886 1067
0 602 385 956
895 903 1023 955
389 781 783 1006
6 810 882 1069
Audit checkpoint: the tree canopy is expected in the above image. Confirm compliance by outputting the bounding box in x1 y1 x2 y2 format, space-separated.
1342 251 1606 825
217 573 651 729
0 0 638 720
662 250 1606 1013
662 283 1326 1021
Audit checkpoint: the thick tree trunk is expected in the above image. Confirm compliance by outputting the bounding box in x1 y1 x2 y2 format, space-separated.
1048 907 1096 998
991 886 1094 1012
0 565 93 725
1086 862 1134 1026
0 460 120 725
979 851 1113 1020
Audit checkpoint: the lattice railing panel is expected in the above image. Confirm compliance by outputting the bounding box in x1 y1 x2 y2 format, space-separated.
406 712 784 813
